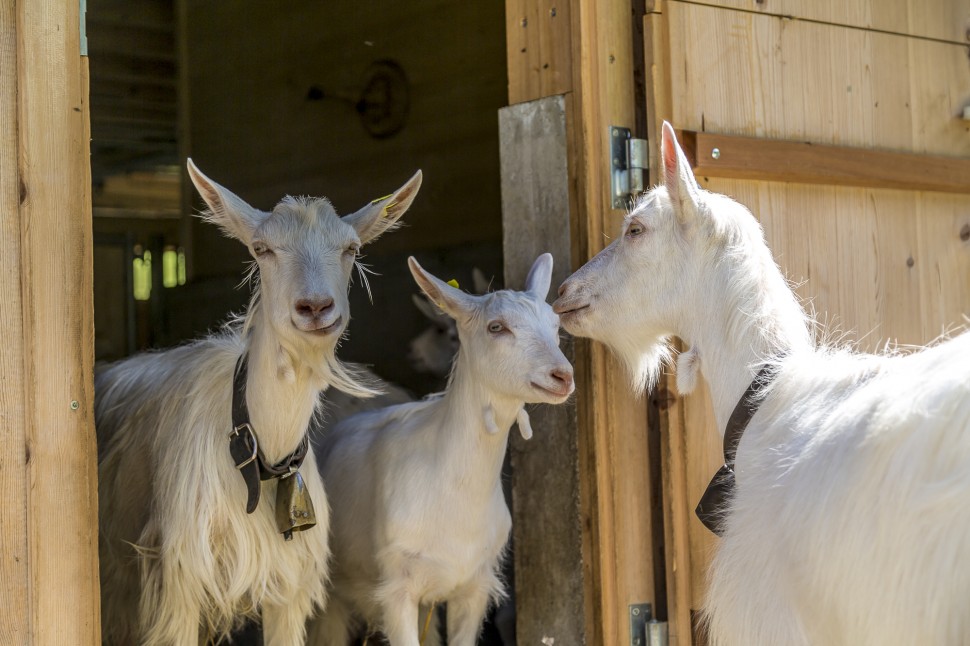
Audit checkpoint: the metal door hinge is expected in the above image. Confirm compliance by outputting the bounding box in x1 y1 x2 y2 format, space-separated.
611 127 648 209
629 603 668 646
79 0 88 56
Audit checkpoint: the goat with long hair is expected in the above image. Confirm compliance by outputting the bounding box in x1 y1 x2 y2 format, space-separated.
96 162 421 645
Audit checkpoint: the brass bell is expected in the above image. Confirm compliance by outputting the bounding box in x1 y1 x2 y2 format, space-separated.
275 468 316 540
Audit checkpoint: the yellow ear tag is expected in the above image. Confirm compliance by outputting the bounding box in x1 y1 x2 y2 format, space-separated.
370 194 398 218
447 279 460 289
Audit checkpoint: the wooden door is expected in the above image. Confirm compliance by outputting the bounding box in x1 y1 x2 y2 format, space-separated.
643 1 970 643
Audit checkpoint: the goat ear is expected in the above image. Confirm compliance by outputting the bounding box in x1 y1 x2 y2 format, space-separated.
408 256 477 320
344 170 423 245
660 122 700 224
524 253 554 300
187 158 267 244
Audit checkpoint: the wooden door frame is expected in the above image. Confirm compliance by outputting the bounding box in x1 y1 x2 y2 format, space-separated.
0 0 100 642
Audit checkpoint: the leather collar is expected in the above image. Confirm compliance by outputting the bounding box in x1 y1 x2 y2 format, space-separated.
695 362 779 536
228 354 310 514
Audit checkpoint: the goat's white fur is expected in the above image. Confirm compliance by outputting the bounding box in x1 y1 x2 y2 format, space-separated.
554 121 970 645
306 253 574 646
96 162 421 645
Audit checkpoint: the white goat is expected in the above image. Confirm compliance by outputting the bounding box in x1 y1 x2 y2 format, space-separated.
95 162 421 645
307 253 574 646
554 122 970 645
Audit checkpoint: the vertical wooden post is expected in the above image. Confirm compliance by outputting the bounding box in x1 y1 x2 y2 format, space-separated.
501 95 588 645
0 0 100 642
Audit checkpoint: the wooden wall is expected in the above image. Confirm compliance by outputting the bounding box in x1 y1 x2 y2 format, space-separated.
178 0 508 389
0 0 100 642
645 1 970 642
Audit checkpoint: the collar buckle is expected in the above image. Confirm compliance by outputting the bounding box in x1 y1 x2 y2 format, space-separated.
229 422 258 469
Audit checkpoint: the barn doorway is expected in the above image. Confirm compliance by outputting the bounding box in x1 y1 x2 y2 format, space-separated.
89 0 511 643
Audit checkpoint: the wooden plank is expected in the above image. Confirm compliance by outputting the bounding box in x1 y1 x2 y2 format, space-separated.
667 2 970 158
0 0 29 640
505 0 572 104
16 0 100 640
499 96 587 645
679 130 970 194
672 0 970 44
570 1 657 645
916 193 970 338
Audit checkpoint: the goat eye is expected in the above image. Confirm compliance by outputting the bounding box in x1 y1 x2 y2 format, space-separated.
626 223 646 238
252 241 273 257
344 243 360 257
487 321 506 334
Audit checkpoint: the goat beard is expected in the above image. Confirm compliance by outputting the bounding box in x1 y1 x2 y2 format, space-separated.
605 333 674 396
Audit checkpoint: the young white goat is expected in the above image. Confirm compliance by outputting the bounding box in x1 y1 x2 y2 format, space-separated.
96 162 421 645
554 122 970 645
307 253 574 646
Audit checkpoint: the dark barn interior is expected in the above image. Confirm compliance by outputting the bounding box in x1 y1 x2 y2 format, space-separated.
91 0 508 398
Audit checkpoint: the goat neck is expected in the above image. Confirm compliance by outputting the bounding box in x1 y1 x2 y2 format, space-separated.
437 350 523 488
244 305 325 463
679 253 812 435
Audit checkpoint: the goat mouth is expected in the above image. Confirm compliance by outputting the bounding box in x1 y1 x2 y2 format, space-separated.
555 303 590 319
531 382 572 399
301 315 343 336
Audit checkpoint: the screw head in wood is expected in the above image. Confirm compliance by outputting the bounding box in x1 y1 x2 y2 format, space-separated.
711 148 721 159
70 400 79 410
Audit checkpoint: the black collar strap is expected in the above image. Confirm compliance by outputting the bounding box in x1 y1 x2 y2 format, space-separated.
228 354 310 514
695 363 779 536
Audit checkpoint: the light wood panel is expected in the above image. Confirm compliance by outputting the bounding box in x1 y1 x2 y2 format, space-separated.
0 0 29 639
506 0 573 104
2 0 100 642
678 0 970 43
668 1 970 156
645 2 970 644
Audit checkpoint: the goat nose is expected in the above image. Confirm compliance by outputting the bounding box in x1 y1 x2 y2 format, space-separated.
557 281 570 298
550 367 574 390
295 297 334 318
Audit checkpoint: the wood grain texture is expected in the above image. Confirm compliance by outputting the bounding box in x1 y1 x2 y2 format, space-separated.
506 0 573 104
0 0 29 640
667 1 970 156
680 130 970 194
675 0 970 43
12 0 100 642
